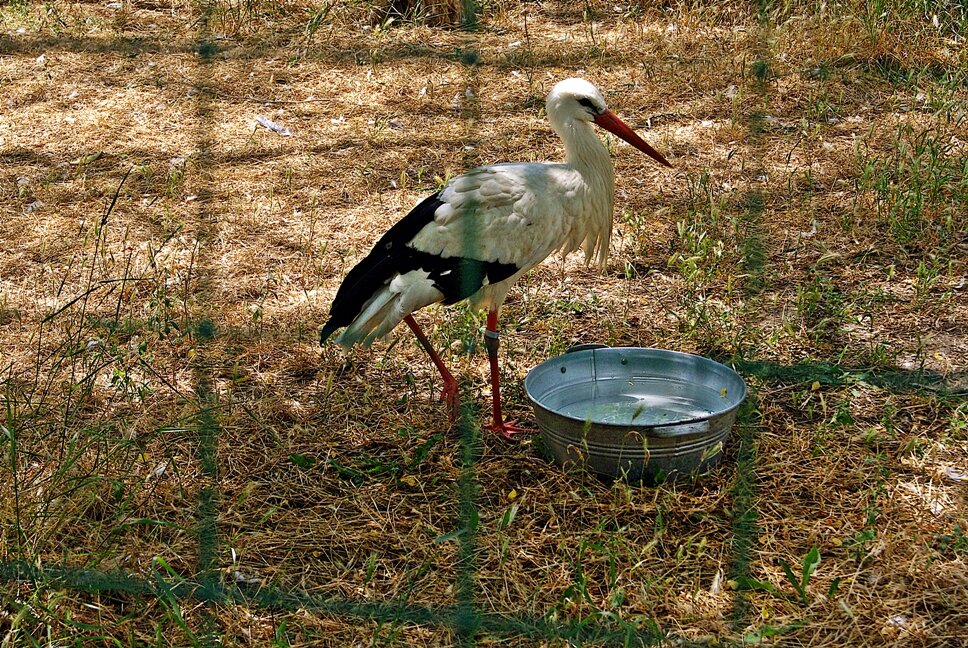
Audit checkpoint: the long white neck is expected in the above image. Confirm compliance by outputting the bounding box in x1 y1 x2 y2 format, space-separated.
556 119 615 268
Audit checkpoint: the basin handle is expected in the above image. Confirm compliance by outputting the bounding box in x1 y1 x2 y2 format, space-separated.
564 343 610 354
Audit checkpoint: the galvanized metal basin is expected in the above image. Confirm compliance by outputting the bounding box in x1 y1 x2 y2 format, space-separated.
525 347 747 483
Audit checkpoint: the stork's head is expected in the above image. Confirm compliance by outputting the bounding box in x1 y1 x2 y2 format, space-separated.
546 78 672 168
546 78 608 124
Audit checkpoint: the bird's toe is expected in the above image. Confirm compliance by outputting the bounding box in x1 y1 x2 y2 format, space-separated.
441 381 460 423
484 419 535 441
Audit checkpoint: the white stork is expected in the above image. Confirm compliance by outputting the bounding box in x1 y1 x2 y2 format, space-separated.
320 78 671 439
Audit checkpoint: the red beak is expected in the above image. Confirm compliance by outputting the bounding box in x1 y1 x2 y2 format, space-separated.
594 109 672 168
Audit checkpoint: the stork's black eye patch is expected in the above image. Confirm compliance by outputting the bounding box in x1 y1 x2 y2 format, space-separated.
577 97 599 113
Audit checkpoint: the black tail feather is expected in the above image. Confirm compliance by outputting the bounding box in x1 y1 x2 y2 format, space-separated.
319 320 340 345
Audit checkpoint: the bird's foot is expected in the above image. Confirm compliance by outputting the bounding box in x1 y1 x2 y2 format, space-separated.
483 419 535 441
441 380 460 424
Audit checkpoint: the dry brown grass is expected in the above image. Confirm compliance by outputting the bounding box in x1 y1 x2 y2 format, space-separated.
375 1 468 27
1 0 967 645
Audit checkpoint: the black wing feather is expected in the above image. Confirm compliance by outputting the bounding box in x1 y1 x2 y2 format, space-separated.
320 192 521 344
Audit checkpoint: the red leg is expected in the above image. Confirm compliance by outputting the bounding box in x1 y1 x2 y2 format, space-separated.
404 315 458 422
481 310 534 441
